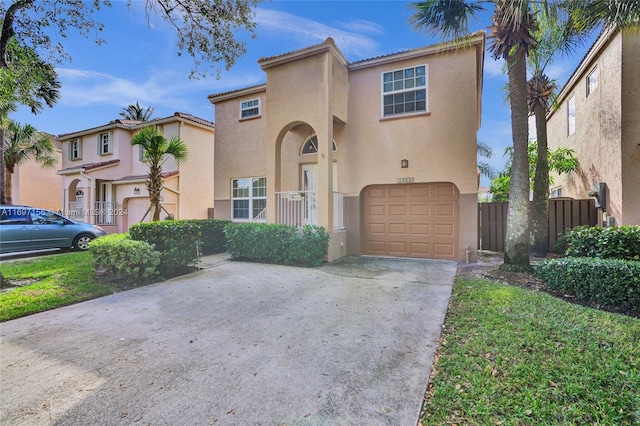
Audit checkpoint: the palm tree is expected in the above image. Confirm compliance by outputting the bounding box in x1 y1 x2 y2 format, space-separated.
410 0 640 270
131 125 188 221
119 102 155 122
477 140 495 180
3 120 57 205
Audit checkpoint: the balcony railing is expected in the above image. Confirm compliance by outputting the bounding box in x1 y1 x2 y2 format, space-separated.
276 191 344 230
67 201 85 222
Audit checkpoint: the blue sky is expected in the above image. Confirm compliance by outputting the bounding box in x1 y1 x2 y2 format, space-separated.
10 0 596 187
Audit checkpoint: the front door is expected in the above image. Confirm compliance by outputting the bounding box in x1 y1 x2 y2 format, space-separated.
301 163 338 225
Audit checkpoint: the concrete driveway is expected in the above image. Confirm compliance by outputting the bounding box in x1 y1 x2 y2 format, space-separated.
0 256 456 426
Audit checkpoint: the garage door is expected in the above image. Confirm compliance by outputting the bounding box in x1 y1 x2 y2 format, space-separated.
124 198 152 230
362 183 459 260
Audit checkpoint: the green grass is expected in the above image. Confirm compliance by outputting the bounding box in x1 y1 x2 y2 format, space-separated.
0 252 116 321
421 277 640 426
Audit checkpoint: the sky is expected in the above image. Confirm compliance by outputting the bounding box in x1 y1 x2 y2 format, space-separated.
9 0 597 187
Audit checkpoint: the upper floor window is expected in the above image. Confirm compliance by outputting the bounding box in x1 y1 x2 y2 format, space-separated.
98 132 111 155
240 99 260 119
550 187 563 198
69 139 82 160
587 66 598 96
139 146 146 161
567 94 576 136
382 65 428 117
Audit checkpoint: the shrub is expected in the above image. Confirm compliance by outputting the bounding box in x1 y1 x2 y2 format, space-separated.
225 223 329 267
535 257 640 312
563 225 640 261
89 233 161 284
187 219 231 255
129 220 201 277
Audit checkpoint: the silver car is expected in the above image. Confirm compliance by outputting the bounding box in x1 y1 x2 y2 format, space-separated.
0 206 106 254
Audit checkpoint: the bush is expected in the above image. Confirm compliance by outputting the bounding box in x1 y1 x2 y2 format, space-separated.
225 223 329 267
89 233 161 284
535 257 640 312
187 219 231 255
563 225 640 261
129 220 201 277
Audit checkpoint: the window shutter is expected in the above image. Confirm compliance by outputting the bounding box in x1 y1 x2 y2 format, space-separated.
97 135 101 155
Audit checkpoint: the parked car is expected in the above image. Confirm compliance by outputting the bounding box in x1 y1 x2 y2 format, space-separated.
0 205 106 254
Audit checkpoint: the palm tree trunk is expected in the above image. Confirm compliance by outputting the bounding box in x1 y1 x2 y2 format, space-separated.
531 103 549 257
4 168 13 205
147 163 163 221
1 126 5 204
503 48 531 271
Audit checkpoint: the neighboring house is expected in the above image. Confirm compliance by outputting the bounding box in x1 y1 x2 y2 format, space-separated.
10 135 63 211
57 113 215 233
547 26 640 226
208 33 485 261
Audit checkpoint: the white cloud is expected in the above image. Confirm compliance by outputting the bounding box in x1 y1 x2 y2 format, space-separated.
484 57 506 78
336 19 385 35
254 9 381 59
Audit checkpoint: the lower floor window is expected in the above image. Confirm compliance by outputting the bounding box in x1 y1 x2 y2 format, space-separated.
232 177 267 221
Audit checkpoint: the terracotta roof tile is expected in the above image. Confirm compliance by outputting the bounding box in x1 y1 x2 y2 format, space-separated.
58 159 120 173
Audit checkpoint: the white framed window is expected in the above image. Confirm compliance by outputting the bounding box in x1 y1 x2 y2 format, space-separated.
69 139 82 160
138 146 146 161
232 177 267 221
587 66 598 96
300 135 337 155
381 64 428 117
97 132 111 155
567 94 576 136
551 187 563 198
240 99 260 119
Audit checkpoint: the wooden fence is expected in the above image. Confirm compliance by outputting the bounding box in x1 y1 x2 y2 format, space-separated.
478 199 598 252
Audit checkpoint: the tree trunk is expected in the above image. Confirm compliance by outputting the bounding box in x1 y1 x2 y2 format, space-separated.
1 126 5 204
147 163 163 221
502 48 531 272
531 103 550 257
4 167 13 205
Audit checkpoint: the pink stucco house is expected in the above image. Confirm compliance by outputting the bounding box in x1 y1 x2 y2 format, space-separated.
208 33 485 261
547 27 640 226
57 113 215 233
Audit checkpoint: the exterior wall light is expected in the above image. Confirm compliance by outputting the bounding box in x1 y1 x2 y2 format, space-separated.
401 159 409 168
133 187 140 195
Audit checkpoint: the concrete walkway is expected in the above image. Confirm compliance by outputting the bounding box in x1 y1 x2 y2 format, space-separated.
0 255 456 426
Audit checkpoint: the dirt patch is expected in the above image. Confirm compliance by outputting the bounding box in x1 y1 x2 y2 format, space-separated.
0 277 42 292
459 251 639 319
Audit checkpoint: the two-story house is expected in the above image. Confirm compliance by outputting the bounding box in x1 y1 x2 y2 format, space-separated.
57 113 215 233
547 26 640 226
208 33 485 262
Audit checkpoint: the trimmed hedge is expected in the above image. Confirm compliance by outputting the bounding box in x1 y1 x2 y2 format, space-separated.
129 220 201 277
188 219 231 255
535 257 640 313
89 233 161 284
562 225 640 261
225 222 329 267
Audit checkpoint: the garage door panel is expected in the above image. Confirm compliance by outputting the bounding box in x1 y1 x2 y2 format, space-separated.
363 183 459 261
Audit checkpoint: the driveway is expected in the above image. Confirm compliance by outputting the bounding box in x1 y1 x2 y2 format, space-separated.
0 256 456 426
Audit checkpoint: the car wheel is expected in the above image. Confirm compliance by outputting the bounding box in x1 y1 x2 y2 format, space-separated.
73 234 94 251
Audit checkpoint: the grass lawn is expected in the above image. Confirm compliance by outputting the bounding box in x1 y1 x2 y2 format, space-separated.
420 276 640 425
0 251 116 322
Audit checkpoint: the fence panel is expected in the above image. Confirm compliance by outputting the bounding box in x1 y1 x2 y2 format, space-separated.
479 199 597 253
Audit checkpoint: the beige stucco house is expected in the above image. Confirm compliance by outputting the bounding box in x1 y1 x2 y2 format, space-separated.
9 136 63 211
57 113 214 233
208 33 485 262
547 26 640 226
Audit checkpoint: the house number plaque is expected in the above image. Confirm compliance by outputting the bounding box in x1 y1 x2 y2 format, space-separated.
397 177 414 183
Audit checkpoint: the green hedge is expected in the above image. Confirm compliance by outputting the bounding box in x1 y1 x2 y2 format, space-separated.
187 219 231 255
224 223 329 267
89 233 160 284
129 220 201 277
535 257 640 312
562 225 640 261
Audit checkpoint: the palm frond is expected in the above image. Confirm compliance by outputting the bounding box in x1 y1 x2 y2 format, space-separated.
409 0 486 40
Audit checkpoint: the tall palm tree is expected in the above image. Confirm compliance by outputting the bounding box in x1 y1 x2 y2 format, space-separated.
3 120 57 205
131 125 188 221
410 0 640 270
119 102 155 122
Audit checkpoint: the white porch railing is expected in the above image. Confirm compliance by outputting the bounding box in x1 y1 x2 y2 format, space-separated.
252 207 267 222
95 201 118 225
276 191 344 230
67 201 84 222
